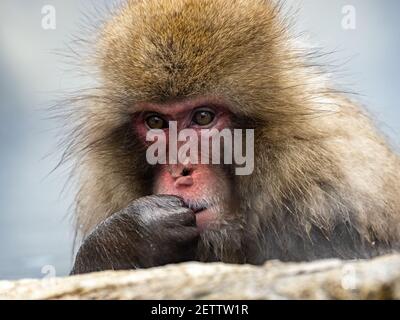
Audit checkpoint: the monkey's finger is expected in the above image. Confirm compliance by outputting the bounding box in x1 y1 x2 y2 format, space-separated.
167 226 200 241
166 209 197 227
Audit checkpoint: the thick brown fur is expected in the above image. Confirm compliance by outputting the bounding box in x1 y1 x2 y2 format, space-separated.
67 0 400 263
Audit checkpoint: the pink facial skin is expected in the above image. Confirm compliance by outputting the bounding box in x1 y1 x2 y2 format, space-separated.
131 97 233 230
154 164 222 231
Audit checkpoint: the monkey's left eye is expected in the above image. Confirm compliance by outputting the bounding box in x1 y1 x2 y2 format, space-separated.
145 114 168 129
192 110 215 126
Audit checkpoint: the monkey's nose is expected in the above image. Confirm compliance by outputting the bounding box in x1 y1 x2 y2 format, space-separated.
171 166 194 188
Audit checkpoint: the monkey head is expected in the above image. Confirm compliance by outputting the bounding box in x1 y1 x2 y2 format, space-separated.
67 0 400 274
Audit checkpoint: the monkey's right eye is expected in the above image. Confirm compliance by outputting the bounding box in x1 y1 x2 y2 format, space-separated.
145 114 168 129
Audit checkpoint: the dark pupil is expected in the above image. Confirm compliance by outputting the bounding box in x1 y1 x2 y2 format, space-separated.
147 116 165 129
194 111 214 125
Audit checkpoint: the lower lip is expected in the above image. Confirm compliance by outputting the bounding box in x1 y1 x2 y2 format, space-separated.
195 208 218 231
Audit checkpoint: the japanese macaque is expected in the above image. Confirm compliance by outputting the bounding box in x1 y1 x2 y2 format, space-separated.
68 0 400 274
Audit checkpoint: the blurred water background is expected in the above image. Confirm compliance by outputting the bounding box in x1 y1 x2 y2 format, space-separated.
0 0 399 279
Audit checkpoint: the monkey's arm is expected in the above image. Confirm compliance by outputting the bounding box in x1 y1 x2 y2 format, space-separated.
70 195 199 275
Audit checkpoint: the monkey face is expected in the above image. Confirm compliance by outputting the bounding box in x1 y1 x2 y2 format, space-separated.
130 97 237 231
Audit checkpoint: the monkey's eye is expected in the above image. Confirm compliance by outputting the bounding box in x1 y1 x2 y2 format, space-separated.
192 110 215 126
145 114 168 129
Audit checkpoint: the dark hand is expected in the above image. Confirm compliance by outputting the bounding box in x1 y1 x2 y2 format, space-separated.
70 195 199 275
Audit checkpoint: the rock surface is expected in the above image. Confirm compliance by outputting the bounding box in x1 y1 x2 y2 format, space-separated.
1 254 400 299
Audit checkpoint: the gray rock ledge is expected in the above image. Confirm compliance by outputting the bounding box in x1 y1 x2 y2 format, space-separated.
1 254 399 299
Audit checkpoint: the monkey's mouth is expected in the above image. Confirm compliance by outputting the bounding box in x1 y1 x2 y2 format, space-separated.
186 201 209 214
190 205 208 214
186 201 219 231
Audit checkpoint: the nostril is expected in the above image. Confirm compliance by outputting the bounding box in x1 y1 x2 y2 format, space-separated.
169 165 192 178
181 168 192 177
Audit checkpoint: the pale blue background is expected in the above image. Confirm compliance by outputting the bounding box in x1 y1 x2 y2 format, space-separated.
0 0 399 279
